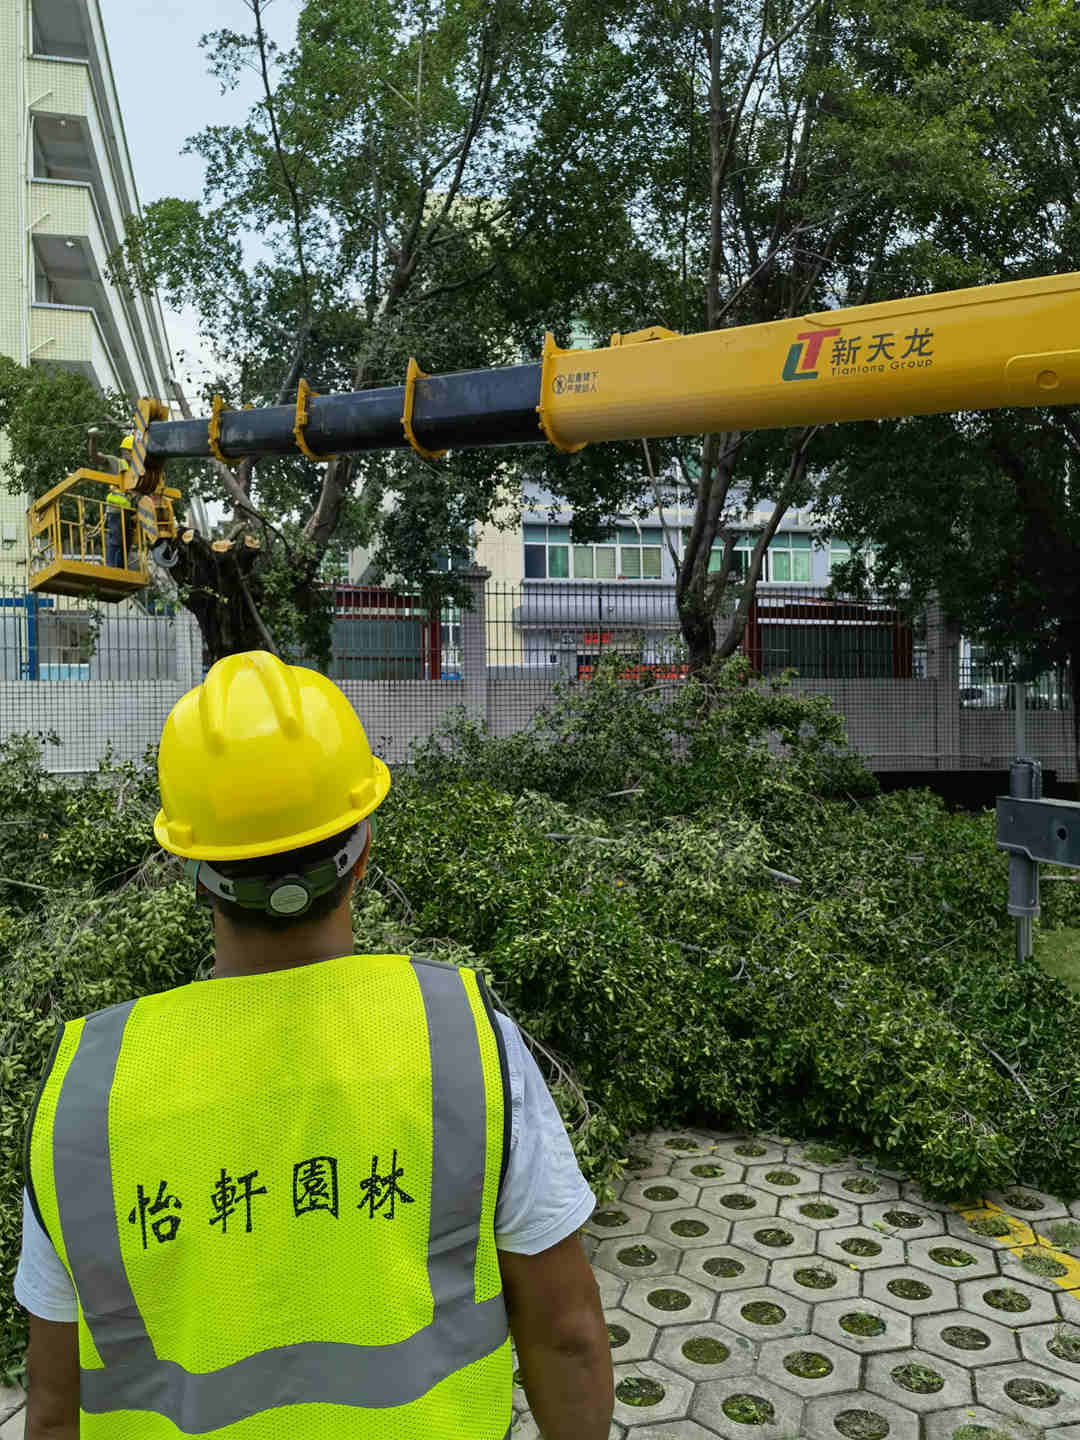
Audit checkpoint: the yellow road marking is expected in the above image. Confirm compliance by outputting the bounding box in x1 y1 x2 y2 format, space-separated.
952 1198 1080 1293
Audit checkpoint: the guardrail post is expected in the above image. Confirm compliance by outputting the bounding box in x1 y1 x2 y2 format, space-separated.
1007 756 1042 961
926 596 961 768
175 611 203 688
457 565 490 724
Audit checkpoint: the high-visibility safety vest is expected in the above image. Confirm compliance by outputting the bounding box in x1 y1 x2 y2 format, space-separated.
26 954 513 1439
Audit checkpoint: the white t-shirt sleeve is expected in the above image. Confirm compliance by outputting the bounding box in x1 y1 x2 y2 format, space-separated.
13 1011 596 1316
492 1012 596 1255
14 1189 76 1323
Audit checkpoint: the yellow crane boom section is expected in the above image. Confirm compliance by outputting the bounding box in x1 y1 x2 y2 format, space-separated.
540 272 1080 449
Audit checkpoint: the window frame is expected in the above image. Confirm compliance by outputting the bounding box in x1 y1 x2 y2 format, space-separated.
525 523 665 581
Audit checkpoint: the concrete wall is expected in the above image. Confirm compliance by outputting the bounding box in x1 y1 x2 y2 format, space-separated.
1 671 1074 779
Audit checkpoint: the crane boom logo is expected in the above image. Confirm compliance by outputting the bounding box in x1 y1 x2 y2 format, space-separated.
782 328 842 382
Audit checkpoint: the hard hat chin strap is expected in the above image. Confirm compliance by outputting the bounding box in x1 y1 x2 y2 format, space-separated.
186 818 374 918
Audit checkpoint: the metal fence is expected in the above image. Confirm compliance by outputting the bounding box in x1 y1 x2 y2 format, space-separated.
958 663 1070 712
0 576 1075 780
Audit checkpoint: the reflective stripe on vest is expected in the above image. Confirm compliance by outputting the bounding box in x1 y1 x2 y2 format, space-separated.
46 957 508 1430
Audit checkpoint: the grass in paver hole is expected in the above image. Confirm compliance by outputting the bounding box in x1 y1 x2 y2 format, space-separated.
617 1244 656 1267
722 1394 776 1424
834 1409 890 1439
929 1246 976 1267
665 1137 699 1150
802 1143 848 1165
625 1156 652 1171
704 1256 744 1277
691 1163 724 1177
840 1236 881 1256
1049 1219 1080 1246
671 1218 709 1237
1047 1328 1080 1363
735 1142 768 1156
606 1324 630 1349
887 1277 932 1300
840 1312 886 1336
1004 1191 1045 1210
591 1209 628 1227
984 1288 1031 1312
795 1265 838 1289
720 1193 757 1209
967 1215 1012 1238
843 1176 881 1194
764 1170 801 1186
800 1201 839 1219
1004 1377 1060 1408
741 1301 786 1325
951 1428 1017 1440
784 1349 834 1378
1020 1249 1069 1277
883 1209 924 1228
941 1325 990 1350
890 1362 944 1393
755 1227 794 1247
643 1185 679 1201
647 1287 691 1311
682 1336 729 1364
615 1377 665 1406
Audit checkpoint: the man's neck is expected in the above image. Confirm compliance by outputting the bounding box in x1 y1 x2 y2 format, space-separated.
211 912 357 978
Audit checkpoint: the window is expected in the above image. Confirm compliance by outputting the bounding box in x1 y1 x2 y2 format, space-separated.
573 545 593 578
431 546 474 572
709 534 757 576
38 612 92 679
828 541 851 575
688 532 757 577
524 524 662 580
768 533 812 582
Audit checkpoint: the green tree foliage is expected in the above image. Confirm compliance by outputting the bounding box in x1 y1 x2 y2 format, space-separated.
104 0 556 663
502 0 1032 667
0 358 129 500
814 0 1080 744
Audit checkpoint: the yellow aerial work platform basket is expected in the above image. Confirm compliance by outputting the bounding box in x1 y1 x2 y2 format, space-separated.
26 469 179 603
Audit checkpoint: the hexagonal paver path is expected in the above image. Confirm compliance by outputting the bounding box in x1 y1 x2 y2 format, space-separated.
7 1124 1075 1439
511 1129 1080 1436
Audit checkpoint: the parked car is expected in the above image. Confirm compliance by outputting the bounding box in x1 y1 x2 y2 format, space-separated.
959 684 1009 708
960 683 1053 709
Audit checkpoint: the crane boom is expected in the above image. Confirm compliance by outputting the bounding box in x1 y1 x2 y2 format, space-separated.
143 271 1080 469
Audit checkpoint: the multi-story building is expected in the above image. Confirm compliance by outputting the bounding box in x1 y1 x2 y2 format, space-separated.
0 0 173 588
475 479 912 681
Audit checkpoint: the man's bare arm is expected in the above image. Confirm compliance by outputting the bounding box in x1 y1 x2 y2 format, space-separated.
23 1315 78 1440
499 1231 613 1440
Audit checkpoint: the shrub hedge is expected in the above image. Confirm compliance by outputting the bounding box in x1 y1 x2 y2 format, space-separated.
1 659 1079 1380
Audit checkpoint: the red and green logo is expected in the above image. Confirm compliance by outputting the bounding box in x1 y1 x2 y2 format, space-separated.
782 328 841 382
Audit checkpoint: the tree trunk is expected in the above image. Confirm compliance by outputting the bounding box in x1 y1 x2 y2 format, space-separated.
174 532 277 664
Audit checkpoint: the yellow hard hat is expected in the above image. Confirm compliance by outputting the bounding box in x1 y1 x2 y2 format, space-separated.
120 435 134 451
154 651 391 861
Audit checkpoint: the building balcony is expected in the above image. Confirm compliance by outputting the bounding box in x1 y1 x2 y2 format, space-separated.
29 180 147 395
27 59 168 396
30 303 123 392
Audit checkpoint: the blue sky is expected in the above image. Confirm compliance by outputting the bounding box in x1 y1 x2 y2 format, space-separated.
98 0 305 389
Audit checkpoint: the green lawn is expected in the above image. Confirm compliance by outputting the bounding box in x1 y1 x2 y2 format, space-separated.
1035 926 1080 995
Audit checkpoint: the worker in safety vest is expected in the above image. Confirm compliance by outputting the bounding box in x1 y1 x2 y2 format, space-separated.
15 651 614 1440
103 435 137 570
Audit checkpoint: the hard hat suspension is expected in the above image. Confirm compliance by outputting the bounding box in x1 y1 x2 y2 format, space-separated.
186 817 373 917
